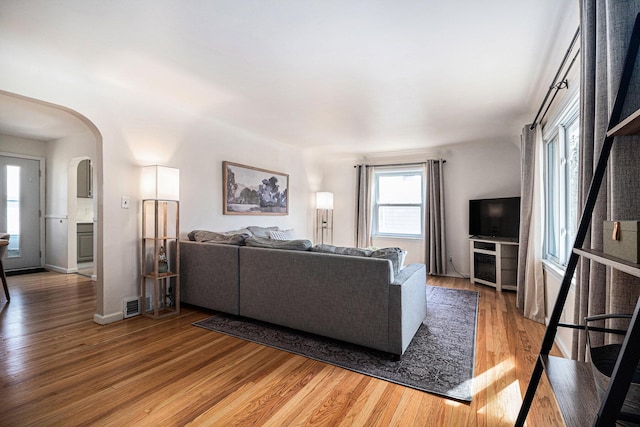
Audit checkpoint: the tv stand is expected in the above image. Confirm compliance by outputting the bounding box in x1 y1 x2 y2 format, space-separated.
469 237 518 291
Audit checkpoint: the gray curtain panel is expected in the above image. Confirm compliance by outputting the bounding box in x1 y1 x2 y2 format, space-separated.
517 124 545 323
354 165 373 249
424 160 446 275
518 125 536 310
573 0 640 360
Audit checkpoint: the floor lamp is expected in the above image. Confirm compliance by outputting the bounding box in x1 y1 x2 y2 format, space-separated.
141 165 180 319
315 192 333 245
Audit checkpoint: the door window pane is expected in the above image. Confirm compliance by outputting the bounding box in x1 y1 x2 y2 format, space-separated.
6 165 20 257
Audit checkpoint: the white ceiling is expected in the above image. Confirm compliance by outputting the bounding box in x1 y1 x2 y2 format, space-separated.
0 93 90 142
0 0 579 153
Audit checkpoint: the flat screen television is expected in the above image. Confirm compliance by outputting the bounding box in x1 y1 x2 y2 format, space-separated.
469 196 521 241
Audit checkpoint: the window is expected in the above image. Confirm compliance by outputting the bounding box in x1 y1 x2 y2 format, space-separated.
544 99 579 266
372 168 424 238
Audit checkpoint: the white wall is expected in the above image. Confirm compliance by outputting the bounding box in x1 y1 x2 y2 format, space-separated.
173 125 310 239
0 134 47 157
444 139 521 276
316 139 521 274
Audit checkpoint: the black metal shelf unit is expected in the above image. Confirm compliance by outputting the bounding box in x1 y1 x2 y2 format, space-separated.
516 13 640 427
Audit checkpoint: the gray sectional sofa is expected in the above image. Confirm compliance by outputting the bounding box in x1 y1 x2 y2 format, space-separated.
180 239 427 357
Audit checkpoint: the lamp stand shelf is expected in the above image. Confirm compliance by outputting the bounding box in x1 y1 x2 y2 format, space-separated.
141 199 180 319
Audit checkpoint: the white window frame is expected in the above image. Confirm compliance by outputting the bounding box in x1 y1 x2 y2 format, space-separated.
371 168 424 239
543 96 579 267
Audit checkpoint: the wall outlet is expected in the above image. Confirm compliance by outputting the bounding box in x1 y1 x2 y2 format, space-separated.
448 256 453 262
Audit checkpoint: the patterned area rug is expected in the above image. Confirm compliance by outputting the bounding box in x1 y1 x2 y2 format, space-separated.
193 285 478 402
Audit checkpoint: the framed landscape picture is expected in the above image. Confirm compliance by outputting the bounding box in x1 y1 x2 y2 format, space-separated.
223 161 289 215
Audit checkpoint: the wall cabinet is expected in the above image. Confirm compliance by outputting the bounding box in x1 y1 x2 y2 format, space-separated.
469 238 518 292
77 159 92 198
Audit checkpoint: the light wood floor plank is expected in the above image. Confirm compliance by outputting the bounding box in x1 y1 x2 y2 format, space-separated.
0 271 564 426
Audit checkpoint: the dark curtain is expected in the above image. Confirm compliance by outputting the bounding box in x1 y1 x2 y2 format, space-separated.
573 0 640 360
354 165 373 248
424 160 446 275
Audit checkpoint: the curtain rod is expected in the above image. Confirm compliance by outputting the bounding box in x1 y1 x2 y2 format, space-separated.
535 48 580 129
353 160 446 168
530 26 581 130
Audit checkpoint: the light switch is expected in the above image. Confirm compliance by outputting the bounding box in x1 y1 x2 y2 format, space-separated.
121 196 130 209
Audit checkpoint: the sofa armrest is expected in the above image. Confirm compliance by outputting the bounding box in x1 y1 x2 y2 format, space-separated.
388 263 427 355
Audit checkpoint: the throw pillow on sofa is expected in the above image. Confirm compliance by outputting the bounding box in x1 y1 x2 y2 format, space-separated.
188 229 251 245
247 226 280 238
370 247 405 275
245 236 312 251
268 229 296 240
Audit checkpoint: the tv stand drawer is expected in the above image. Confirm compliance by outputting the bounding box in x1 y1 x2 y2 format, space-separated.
474 241 496 251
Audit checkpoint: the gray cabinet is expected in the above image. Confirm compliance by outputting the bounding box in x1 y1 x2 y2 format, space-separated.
77 159 92 198
77 223 93 262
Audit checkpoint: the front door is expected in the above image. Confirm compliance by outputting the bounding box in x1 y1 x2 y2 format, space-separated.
0 155 42 271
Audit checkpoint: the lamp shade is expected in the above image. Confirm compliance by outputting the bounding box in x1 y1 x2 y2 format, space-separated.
316 192 334 210
141 165 180 200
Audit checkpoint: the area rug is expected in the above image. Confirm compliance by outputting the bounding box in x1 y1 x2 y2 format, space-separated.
193 285 478 402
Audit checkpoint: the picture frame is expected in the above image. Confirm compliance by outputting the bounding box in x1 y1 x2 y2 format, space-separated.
223 161 289 215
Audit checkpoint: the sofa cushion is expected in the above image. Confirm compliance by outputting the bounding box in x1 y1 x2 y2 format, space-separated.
188 229 250 245
247 226 280 238
371 247 404 275
311 244 373 257
311 244 403 274
245 236 312 251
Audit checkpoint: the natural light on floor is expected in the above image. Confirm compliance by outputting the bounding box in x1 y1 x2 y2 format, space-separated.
475 358 521 424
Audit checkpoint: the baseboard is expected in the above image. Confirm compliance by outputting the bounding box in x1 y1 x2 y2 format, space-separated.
555 336 572 358
6 267 46 276
93 311 123 325
44 264 77 274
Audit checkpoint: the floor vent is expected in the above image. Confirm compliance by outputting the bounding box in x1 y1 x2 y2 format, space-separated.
123 297 141 318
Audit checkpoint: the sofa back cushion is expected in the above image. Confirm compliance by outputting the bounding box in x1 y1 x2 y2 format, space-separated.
188 229 251 245
311 244 372 257
245 236 312 251
311 244 404 274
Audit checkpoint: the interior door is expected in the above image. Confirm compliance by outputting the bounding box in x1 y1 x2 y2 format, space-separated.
0 155 42 271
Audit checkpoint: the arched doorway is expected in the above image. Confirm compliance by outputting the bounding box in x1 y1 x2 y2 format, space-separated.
0 90 103 313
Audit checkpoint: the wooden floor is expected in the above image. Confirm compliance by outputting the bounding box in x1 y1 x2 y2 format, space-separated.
0 272 564 426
